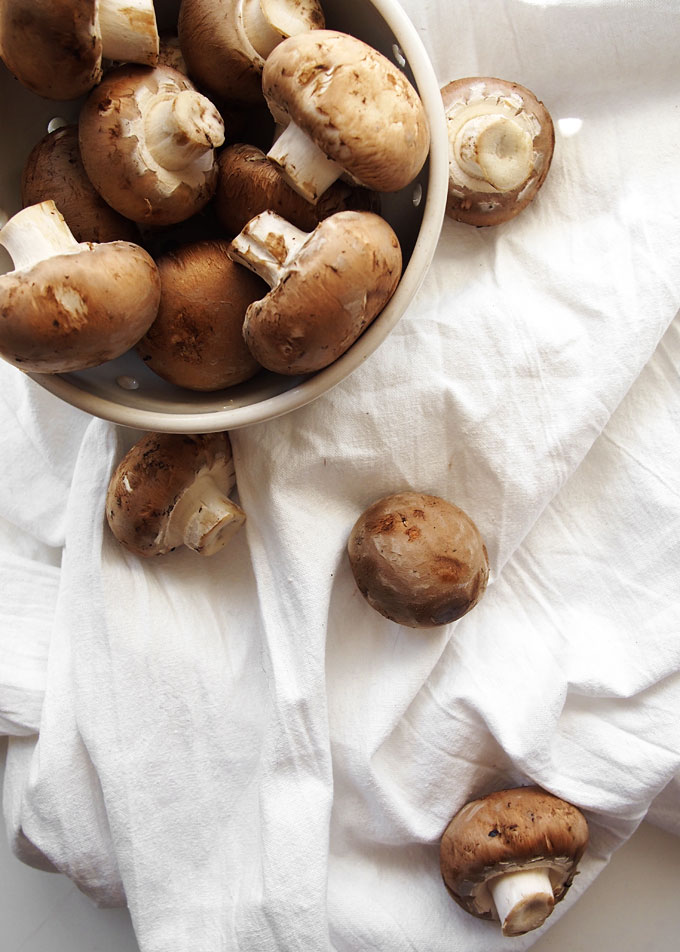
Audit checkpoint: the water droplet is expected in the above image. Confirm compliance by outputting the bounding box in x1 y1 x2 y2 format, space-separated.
47 117 68 134
392 44 406 68
412 183 423 207
116 375 140 390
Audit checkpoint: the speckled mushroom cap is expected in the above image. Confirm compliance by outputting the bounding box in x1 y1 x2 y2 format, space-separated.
441 77 555 226
440 786 589 921
347 491 489 628
215 143 379 236
106 431 240 557
262 30 431 192
78 64 224 227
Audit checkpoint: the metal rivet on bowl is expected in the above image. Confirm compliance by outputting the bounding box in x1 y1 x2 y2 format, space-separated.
47 116 68 133
116 375 140 390
392 44 406 68
412 183 423 207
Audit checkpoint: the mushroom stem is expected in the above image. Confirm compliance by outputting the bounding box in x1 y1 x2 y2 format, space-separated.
488 867 555 937
144 91 225 172
97 0 159 66
168 473 246 556
228 210 309 286
242 0 284 59
267 120 343 203
453 115 533 192
0 201 81 272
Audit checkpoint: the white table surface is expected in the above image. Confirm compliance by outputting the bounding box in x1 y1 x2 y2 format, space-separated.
2 739 679 952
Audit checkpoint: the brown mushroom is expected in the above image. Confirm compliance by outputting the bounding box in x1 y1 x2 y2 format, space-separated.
441 77 555 226
136 239 265 391
106 431 246 558
440 786 589 936
178 0 325 106
78 64 225 227
227 209 402 375
0 0 159 100
0 201 160 374
215 142 379 237
262 30 431 203
21 124 139 244
347 491 489 628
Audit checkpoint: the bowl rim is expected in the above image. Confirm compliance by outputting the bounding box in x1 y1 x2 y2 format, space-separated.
29 0 449 433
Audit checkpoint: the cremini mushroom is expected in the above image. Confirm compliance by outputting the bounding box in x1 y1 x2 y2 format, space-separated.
440 786 589 936
0 0 159 100
227 209 402 375
106 431 246 557
136 239 265 391
347 491 489 628
215 142 379 236
78 64 225 227
0 200 160 373
441 77 555 226
21 124 139 244
263 29 430 203
178 0 325 106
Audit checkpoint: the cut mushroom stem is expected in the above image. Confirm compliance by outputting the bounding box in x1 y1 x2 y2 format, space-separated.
167 473 246 556
242 0 319 59
0 201 81 272
145 90 225 171
98 0 159 65
228 209 310 285
454 114 533 192
267 120 344 204
488 867 555 937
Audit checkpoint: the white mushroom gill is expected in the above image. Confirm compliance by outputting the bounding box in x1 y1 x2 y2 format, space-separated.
0 201 85 273
96 0 159 66
267 120 344 204
488 867 555 937
228 210 311 286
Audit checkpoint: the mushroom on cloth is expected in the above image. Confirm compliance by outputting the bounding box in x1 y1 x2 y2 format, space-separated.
440 786 589 937
441 77 555 226
347 491 489 628
21 124 139 244
263 29 431 203
78 64 225 227
215 143 379 236
0 0 159 100
178 0 325 106
136 239 265 391
106 431 246 558
0 200 160 374
227 209 402 375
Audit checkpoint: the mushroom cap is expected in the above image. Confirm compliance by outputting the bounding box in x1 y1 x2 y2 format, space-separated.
262 30 430 192
440 786 589 921
21 124 139 244
78 64 222 227
441 77 555 226
106 431 236 557
0 240 161 373
136 239 265 390
215 142 379 236
238 210 402 375
347 491 489 628
0 0 102 100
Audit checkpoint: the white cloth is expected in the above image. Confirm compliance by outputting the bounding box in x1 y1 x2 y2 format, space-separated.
2 1 680 950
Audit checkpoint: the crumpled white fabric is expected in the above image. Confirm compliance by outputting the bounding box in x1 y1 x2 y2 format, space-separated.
1 1 680 950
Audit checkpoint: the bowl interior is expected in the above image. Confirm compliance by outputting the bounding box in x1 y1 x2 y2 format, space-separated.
0 0 448 432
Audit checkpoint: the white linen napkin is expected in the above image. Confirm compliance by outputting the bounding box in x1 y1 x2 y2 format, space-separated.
1 1 680 950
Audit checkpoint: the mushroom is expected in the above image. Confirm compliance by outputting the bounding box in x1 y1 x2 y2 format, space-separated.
215 142 379 236
136 239 265 391
106 431 246 557
440 786 589 936
177 0 325 106
0 200 160 373
346 491 489 628
441 77 555 226
0 0 159 100
262 30 430 203
227 209 402 375
21 124 139 244
78 64 226 227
